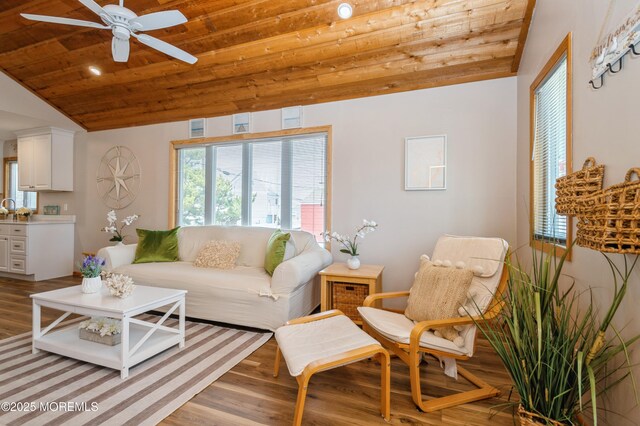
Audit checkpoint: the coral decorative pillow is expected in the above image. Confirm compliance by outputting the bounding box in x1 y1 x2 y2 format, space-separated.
194 240 241 269
404 258 474 346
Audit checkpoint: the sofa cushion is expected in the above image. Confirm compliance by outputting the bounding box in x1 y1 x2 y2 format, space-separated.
133 227 180 264
116 261 272 292
194 240 241 269
178 226 318 268
264 230 291 276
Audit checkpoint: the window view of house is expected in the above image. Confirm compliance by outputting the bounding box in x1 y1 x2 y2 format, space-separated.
178 133 327 241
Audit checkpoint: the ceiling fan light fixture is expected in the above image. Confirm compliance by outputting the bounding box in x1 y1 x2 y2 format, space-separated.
337 3 353 19
88 66 102 76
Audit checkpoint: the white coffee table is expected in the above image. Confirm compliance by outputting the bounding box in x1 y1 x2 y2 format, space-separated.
31 284 187 379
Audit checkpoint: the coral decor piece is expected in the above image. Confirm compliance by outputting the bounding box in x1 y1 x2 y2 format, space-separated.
104 273 136 298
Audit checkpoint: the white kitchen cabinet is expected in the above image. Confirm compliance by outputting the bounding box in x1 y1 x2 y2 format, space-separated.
15 127 74 191
0 232 8 272
0 221 75 281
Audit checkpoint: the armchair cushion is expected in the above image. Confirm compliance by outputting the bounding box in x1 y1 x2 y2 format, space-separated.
357 307 471 356
404 258 473 345
432 235 506 278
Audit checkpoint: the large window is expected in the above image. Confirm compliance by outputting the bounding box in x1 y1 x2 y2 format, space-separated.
530 34 572 254
173 129 329 242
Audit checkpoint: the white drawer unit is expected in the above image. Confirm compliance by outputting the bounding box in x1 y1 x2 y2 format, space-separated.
10 237 26 255
10 226 28 236
0 220 74 281
9 256 26 274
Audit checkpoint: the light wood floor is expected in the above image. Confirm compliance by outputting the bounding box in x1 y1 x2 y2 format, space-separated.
1 276 519 425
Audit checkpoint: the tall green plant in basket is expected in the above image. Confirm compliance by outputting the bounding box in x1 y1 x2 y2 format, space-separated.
476 244 639 425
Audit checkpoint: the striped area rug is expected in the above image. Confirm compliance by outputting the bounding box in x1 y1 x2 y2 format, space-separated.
0 316 271 426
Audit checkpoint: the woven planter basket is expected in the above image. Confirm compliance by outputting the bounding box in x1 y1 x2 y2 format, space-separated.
518 405 568 426
576 168 640 254
555 157 605 216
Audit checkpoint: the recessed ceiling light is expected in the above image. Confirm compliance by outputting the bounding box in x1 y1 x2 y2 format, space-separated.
337 3 353 19
88 66 102 76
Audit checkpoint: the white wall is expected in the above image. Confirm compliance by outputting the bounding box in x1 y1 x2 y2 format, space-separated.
31 77 518 298
516 1 640 423
0 73 82 132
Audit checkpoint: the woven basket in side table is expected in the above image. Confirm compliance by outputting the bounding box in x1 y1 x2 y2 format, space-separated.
555 157 604 216
332 283 369 322
576 168 640 254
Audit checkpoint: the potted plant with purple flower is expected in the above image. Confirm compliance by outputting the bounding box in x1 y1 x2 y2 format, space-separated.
78 255 106 294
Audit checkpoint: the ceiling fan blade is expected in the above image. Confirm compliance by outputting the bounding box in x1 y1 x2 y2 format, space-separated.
112 37 130 62
21 13 109 29
132 33 197 64
79 0 109 17
130 11 187 31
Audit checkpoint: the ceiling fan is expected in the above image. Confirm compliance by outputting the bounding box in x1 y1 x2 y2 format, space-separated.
21 0 198 64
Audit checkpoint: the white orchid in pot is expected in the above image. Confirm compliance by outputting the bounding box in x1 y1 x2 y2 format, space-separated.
321 219 378 270
101 210 139 244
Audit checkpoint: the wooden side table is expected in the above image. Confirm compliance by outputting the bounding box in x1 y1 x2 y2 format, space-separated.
319 263 384 324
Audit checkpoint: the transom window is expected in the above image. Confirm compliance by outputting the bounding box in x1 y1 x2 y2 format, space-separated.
530 34 572 255
174 131 329 242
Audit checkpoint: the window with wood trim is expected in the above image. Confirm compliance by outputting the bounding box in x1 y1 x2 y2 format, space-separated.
3 158 38 212
172 129 329 243
530 34 572 253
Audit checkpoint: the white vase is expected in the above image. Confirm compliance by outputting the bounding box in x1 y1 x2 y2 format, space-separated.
81 276 102 294
347 256 361 270
114 241 124 246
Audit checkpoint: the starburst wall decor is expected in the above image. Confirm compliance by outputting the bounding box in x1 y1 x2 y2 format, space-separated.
96 146 141 209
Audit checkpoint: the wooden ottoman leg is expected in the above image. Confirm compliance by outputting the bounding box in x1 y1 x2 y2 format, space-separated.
379 349 391 421
293 375 310 426
274 345 281 378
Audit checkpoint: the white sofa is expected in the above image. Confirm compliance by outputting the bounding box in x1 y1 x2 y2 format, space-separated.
97 226 332 331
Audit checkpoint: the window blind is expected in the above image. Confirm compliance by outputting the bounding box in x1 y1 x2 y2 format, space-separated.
177 132 327 241
533 56 568 244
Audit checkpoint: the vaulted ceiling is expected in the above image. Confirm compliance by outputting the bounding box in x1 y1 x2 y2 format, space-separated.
0 0 534 132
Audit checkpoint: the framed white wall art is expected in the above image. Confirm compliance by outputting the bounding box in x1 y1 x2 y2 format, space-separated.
405 135 447 190
233 113 252 134
188 118 205 138
281 106 303 129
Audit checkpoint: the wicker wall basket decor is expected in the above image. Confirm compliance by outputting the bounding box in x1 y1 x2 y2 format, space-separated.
555 157 605 216
576 168 640 254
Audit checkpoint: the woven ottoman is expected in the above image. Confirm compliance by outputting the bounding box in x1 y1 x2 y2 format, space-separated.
273 310 390 425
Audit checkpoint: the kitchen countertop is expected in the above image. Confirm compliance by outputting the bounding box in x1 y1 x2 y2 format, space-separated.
0 214 76 225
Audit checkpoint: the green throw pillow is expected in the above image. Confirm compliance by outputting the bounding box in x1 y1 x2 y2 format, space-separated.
133 227 180 264
264 229 291 276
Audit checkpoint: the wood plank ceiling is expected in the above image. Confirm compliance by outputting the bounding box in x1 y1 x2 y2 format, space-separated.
0 0 535 132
